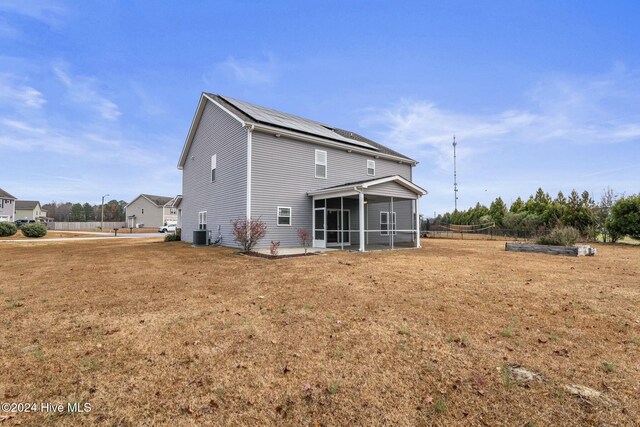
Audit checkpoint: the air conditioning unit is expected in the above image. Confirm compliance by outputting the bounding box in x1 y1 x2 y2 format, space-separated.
193 230 208 246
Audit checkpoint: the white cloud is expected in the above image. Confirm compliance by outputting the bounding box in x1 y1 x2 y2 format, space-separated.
53 62 121 120
0 114 177 176
209 54 278 86
361 67 640 170
0 75 46 108
0 0 66 28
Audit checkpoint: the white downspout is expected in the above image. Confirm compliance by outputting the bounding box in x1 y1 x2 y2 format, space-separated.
355 186 365 252
246 124 254 219
415 197 421 248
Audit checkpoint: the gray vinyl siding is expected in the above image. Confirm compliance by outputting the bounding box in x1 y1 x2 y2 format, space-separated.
181 101 247 245
0 198 15 221
250 131 412 248
365 181 418 199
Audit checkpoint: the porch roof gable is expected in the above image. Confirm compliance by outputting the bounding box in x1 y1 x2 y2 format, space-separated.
307 175 427 198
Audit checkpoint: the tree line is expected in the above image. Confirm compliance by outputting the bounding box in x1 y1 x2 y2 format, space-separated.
431 187 640 242
42 200 127 222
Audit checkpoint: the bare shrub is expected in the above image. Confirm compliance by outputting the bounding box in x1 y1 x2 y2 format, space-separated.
297 229 311 254
270 241 280 256
231 218 267 252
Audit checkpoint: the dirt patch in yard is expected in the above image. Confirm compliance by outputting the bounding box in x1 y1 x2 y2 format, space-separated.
1 239 639 426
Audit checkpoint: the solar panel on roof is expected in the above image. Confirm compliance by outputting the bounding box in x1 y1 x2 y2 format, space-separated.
220 96 379 151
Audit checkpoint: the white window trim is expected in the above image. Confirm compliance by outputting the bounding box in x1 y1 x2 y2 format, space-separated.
277 206 292 226
367 159 376 176
211 154 217 182
198 211 207 230
315 149 327 179
380 211 389 236
380 211 396 236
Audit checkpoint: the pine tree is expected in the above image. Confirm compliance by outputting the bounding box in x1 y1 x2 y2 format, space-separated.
510 197 525 213
489 197 507 226
83 203 96 221
69 203 86 222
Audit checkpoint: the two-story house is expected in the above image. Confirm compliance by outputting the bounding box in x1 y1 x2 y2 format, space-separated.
125 194 180 228
178 93 426 251
0 188 17 222
15 200 47 221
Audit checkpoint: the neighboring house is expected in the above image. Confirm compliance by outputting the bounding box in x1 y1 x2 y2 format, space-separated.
169 195 183 228
0 188 17 222
15 200 47 221
125 194 180 228
178 93 427 251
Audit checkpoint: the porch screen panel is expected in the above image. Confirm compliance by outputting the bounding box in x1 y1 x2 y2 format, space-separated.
314 209 324 240
364 196 416 251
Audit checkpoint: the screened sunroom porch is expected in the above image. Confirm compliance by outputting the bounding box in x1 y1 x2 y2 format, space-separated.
307 175 427 252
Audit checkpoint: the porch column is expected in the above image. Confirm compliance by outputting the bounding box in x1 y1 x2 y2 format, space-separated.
390 196 394 250
415 198 421 248
312 195 316 248
340 197 344 251
359 191 365 252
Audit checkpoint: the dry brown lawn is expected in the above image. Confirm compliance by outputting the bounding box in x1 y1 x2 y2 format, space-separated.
1 238 639 426
0 232 93 240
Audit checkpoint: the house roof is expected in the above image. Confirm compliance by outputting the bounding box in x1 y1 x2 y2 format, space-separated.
177 93 416 169
307 175 427 197
143 194 174 206
0 188 16 199
127 194 174 208
15 200 40 210
210 94 415 162
215 94 380 151
164 195 182 208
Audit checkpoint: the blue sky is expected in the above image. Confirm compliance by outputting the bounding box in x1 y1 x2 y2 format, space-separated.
1 1 639 215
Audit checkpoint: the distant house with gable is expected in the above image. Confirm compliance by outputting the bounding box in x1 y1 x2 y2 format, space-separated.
125 194 180 228
15 200 48 222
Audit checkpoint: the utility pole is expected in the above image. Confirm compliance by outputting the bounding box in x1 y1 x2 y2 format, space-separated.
453 135 458 212
101 194 109 231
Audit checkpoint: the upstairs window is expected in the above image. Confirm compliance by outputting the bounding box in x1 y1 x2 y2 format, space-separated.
211 154 217 182
367 160 376 176
315 150 327 179
141 208 144 214
277 207 292 226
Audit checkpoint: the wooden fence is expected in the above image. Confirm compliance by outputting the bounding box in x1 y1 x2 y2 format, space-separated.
48 221 126 230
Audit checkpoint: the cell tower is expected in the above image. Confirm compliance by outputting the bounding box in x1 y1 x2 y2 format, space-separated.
453 135 458 211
